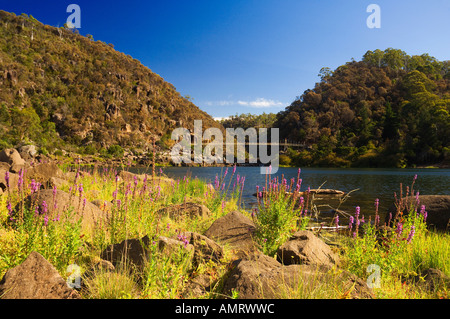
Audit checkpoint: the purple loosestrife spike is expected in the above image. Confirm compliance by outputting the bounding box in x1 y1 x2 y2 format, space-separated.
18 169 24 190
420 205 426 215
5 171 9 188
42 200 48 215
396 222 403 237
43 215 49 226
407 225 415 243
349 216 354 231
6 201 12 215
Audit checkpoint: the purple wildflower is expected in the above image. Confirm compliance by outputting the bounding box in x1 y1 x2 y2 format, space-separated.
6 201 12 216
5 171 10 188
17 169 24 190
407 226 415 243
396 222 403 237
41 200 48 215
299 197 304 207
43 214 49 226
349 216 354 231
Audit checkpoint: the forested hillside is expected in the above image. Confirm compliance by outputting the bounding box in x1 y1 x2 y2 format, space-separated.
276 48 450 167
0 11 221 157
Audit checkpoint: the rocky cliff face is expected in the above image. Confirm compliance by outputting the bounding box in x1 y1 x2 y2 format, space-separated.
0 10 222 155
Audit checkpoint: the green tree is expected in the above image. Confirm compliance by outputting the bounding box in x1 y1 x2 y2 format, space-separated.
10 106 42 143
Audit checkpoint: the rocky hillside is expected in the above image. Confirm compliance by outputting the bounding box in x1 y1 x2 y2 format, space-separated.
276 49 450 167
0 10 221 156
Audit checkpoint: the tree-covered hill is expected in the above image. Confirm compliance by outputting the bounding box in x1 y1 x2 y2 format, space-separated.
0 11 221 157
276 48 450 168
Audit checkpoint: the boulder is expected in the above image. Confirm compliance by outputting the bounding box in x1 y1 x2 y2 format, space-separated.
25 162 66 189
412 268 450 291
100 235 194 270
158 236 194 260
0 148 26 173
16 189 105 233
173 231 223 265
221 253 372 299
100 236 151 269
181 273 216 299
18 145 38 160
0 169 19 192
159 202 211 220
276 230 340 267
0 251 81 299
386 195 450 230
204 211 259 254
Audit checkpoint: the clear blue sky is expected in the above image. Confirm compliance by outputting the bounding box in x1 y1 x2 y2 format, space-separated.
1 0 449 118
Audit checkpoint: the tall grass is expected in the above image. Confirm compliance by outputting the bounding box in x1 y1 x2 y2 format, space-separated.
1 164 448 299
0 163 241 298
253 168 310 256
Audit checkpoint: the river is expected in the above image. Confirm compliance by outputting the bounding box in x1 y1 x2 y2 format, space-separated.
130 166 450 225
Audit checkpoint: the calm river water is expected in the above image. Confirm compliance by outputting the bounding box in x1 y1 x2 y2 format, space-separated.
131 166 450 224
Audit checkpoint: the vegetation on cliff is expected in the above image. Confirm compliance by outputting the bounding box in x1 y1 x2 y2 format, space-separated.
0 11 221 157
276 48 450 168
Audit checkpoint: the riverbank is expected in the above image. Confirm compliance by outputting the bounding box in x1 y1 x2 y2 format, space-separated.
0 153 449 299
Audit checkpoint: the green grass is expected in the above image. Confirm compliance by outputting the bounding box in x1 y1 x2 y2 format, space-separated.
0 165 448 299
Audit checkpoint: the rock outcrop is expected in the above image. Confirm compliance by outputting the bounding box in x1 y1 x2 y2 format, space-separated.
0 251 81 299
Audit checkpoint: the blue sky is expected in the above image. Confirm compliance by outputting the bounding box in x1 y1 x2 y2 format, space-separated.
1 0 449 118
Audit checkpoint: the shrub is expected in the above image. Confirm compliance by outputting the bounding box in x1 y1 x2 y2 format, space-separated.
107 144 124 158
